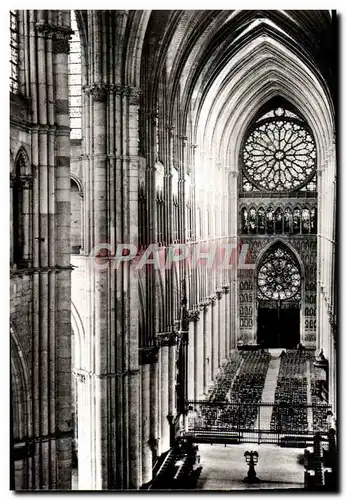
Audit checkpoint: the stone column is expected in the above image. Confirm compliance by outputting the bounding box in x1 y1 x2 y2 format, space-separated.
204 302 212 394
211 296 218 379
196 304 205 399
141 364 151 485
187 310 199 401
223 285 230 355
217 289 224 365
27 12 73 490
160 344 170 453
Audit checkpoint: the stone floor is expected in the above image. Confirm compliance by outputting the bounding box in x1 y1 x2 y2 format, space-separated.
196 442 305 490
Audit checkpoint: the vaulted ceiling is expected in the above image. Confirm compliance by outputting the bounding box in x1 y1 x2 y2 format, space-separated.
74 10 336 152
139 10 335 155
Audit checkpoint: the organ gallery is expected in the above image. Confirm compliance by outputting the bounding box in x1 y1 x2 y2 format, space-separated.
10 9 337 491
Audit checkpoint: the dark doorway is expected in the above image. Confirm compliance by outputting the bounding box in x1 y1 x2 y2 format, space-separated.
257 306 300 348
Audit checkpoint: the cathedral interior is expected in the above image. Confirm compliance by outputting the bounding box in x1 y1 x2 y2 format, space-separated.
10 10 338 491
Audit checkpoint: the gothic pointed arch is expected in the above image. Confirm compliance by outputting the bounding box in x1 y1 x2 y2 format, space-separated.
14 147 31 175
10 324 31 442
11 147 33 266
71 301 85 371
256 241 303 301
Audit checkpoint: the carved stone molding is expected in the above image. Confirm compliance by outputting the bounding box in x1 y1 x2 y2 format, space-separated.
35 22 54 38
84 83 108 102
165 124 175 136
36 22 73 53
139 345 159 365
209 294 217 304
187 309 200 322
20 175 34 189
215 289 223 300
53 33 71 54
180 135 188 147
84 83 142 104
173 319 180 330
222 284 230 294
142 108 158 118
73 371 86 383
10 174 33 189
125 87 142 106
156 331 177 347
36 22 73 37
198 299 210 311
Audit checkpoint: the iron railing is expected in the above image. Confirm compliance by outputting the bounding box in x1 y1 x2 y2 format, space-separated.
184 401 332 445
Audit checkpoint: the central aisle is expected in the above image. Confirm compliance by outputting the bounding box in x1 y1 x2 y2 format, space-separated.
254 353 281 428
196 443 304 490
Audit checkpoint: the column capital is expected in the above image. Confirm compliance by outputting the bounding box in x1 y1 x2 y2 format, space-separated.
143 109 158 124
83 83 142 104
187 309 200 322
156 331 177 347
198 299 210 310
208 294 217 304
139 345 159 365
34 23 75 53
84 83 108 102
35 22 54 38
10 174 33 189
165 124 175 136
125 86 142 106
74 371 86 383
36 22 73 42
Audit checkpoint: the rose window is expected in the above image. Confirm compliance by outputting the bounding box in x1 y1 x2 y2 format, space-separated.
242 108 316 192
257 246 301 300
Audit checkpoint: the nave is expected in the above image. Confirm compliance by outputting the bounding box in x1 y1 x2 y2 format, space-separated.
142 347 336 491
147 347 336 491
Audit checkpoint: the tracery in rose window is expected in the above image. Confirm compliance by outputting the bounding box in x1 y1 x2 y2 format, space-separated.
242 107 317 192
257 244 301 301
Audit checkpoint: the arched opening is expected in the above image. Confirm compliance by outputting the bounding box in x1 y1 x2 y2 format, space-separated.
71 302 85 490
10 326 31 490
70 177 83 254
11 147 32 267
256 242 302 348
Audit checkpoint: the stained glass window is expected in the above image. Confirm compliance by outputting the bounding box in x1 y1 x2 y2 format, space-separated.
249 207 256 234
243 179 260 192
242 207 248 234
69 11 82 139
310 207 317 234
300 174 317 192
240 204 316 235
10 10 19 93
275 207 283 234
258 207 265 234
242 107 316 192
283 208 291 233
257 244 301 300
302 208 310 234
266 207 274 234
293 208 301 234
